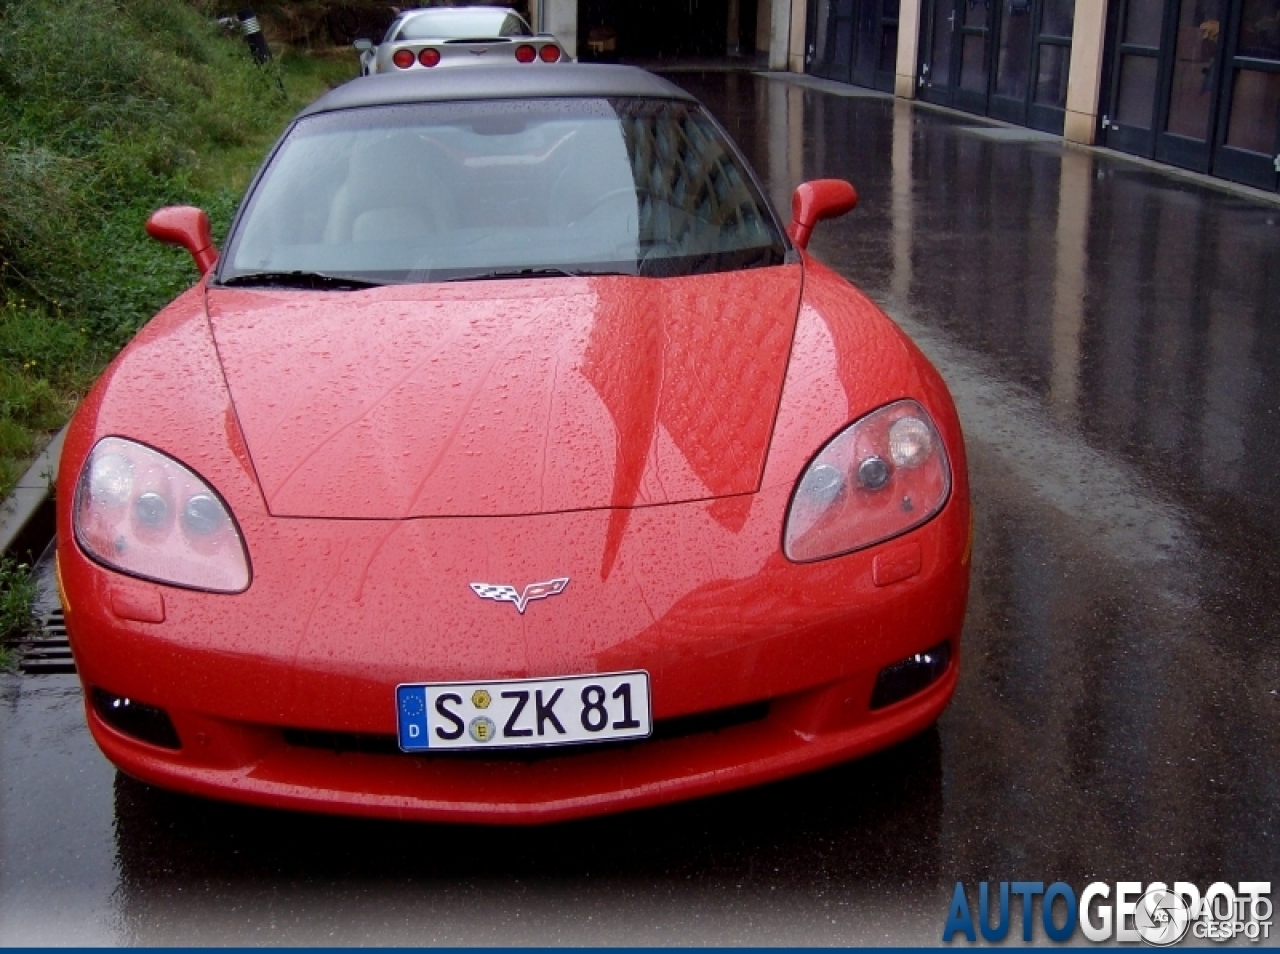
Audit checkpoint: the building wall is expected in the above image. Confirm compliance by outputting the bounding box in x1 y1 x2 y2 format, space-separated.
793 0 1107 143
553 0 1100 144
543 0 578 57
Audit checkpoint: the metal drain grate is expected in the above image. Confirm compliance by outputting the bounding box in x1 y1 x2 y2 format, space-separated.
6 608 76 675
5 538 76 676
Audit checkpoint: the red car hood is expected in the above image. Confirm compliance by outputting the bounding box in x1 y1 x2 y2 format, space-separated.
206 267 802 519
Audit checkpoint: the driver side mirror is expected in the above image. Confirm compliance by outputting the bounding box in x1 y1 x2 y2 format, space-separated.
145 206 218 276
353 38 373 52
787 179 858 249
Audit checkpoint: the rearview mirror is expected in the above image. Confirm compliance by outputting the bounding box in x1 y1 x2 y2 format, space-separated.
787 179 858 249
145 206 218 276
353 38 373 52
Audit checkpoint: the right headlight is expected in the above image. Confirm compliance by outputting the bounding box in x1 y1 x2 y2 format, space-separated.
74 437 251 593
783 400 951 562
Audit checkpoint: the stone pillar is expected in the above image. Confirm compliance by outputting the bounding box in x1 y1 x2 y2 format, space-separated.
543 0 578 59
895 0 924 98
757 0 774 54
1064 0 1109 143
789 0 807 70
728 0 742 54
769 0 792 69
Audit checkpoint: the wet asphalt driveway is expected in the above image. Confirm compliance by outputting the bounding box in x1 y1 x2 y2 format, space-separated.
1 71 1277 945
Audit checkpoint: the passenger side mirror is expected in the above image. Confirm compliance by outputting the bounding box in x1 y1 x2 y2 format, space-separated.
787 179 858 249
353 38 373 52
145 206 218 276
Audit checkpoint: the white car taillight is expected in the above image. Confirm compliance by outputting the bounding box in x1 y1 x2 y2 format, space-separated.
784 400 951 562
74 437 250 593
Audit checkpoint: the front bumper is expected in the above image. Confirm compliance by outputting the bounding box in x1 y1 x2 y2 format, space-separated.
85 657 956 824
62 484 969 824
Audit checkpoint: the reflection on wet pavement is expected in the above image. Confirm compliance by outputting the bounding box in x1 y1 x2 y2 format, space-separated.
696 69 1279 882
1 71 1277 944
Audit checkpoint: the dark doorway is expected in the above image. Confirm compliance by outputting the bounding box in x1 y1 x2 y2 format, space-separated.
579 0 758 61
916 0 1073 131
807 0 900 92
1099 0 1280 190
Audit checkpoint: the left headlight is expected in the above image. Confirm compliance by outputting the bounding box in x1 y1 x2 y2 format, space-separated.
74 437 251 593
784 400 951 562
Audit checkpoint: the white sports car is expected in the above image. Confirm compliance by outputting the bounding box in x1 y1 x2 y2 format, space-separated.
355 7 564 76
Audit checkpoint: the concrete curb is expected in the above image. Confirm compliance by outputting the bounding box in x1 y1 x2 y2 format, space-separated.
0 425 66 557
754 71 892 99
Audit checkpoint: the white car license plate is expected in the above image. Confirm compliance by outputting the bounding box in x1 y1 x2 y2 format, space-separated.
396 671 651 752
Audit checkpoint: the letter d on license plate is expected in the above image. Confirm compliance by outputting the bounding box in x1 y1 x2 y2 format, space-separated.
396 671 651 752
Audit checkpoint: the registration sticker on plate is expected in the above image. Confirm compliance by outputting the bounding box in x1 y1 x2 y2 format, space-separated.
396 670 651 752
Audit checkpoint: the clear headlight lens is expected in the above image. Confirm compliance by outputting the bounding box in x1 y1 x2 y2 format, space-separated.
74 437 250 592
888 415 933 467
784 400 951 562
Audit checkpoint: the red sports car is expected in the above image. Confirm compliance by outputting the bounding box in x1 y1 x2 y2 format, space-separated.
57 65 971 824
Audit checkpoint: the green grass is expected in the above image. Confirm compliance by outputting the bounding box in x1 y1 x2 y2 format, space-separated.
0 1 357 643
0 557 36 670
0 0 358 496
0 292 95 489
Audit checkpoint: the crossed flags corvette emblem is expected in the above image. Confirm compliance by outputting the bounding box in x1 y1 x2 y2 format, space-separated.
469 577 570 614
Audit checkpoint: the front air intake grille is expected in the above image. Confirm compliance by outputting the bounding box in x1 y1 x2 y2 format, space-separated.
653 700 770 740
869 641 952 710
283 729 402 756
91 687 182 749
283 700 771 760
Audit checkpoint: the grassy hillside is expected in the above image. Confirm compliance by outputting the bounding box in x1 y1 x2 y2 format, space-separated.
0 0 357 495
0 0 355 659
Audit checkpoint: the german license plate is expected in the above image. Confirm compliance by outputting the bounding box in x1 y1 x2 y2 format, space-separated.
396 671 651 752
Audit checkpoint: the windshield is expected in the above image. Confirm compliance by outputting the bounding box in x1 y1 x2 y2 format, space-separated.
395 9 529 40
220 98 787 286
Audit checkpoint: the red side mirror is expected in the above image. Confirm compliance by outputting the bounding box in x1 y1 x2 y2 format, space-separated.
145 206 218 276
787 179 858 250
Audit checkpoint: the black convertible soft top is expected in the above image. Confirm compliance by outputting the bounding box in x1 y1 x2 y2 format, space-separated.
299 64 696 118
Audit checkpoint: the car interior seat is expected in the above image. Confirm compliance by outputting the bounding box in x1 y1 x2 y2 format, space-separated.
325 132 456 244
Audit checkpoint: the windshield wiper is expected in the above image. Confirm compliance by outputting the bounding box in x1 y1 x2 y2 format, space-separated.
218 271 383 291
442 266 631 283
